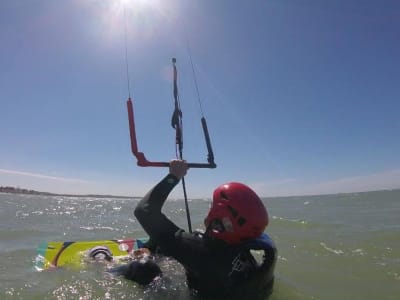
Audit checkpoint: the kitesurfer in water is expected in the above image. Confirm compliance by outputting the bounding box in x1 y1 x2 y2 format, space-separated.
134 159 277 298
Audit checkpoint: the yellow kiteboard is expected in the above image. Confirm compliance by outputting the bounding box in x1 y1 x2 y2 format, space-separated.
35 238 148 271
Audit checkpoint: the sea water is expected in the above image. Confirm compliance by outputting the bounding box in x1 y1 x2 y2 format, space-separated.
0 190 399 299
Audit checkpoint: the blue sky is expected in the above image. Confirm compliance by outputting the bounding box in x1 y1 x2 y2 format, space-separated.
1 0 399 198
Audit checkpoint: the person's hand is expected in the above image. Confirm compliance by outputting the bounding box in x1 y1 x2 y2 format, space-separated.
131 248 151 260
169 159 188 179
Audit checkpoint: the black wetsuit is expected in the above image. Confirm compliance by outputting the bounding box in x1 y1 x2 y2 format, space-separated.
134 174 277 298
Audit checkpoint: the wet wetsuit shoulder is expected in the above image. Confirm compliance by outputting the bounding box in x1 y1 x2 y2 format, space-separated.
134 174 181 243
134 174 216 260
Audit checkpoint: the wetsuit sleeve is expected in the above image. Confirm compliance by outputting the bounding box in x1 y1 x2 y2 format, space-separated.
134 174 182 243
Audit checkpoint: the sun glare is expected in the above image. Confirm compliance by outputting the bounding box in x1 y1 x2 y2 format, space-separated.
81 0 180 57
87 0 166 47
120 0 150 6
115 0 161 13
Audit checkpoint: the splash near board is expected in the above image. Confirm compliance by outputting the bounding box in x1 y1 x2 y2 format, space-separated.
35 238 148 271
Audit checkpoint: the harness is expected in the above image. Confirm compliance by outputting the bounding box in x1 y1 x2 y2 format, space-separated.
229 233 277 278
244 233 276 252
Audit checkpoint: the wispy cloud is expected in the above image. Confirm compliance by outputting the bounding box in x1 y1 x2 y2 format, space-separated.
300 169 400 195
255 169 400 197
0 168 92 183
250 178 298 197
251 178 297 189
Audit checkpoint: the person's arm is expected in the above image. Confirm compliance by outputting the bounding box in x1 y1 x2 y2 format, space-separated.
134 160 188 243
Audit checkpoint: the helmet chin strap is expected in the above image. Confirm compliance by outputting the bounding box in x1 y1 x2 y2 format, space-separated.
206 219 226 234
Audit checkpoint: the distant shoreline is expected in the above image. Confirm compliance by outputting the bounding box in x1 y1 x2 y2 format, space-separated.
0 186 135 199
1 185 399 200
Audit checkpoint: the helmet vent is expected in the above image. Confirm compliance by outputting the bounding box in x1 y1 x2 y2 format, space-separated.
227 205 238 218
238 217 246 226
220 191 229 200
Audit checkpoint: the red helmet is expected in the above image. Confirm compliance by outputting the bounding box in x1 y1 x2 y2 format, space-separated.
204 182 268 244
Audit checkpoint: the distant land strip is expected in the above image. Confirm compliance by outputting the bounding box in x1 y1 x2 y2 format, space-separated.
0 186 136 199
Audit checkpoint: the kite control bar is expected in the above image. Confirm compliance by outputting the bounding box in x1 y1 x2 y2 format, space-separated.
127 98 216 168
127 58 216 169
